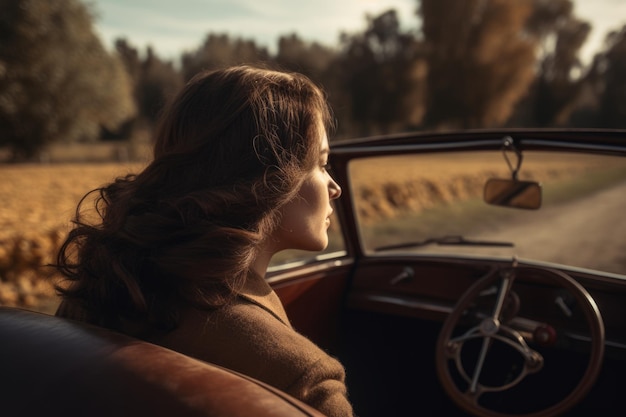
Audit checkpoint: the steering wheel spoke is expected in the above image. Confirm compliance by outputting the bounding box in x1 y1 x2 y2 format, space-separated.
491 267 516 321
463 383 487 405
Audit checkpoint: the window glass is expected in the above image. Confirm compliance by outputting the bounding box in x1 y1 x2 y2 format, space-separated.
349 150 626 276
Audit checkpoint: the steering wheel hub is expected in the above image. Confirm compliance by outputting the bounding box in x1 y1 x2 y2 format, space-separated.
479 318 500 336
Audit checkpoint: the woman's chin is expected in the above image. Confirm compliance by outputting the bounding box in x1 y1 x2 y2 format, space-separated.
303 237 328 252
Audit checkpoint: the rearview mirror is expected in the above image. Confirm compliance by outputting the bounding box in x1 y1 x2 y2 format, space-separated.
484 178 542 210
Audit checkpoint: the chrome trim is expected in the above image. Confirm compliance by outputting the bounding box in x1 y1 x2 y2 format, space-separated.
332 140 499 156
567 332 626 350
362 252 626 282
352 293 454 315
354 294 626 351
316 250 348 261
522 139 626 154
267 250 348 272
333 138 626 157
266 257 354 283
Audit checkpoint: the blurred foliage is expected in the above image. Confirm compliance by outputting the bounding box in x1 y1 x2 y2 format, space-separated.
595 26 626 128
331 10 426 137
513 0 592 126
275 34 336 83
1 0 626 160
419 0 538 129
115 40 183 135
0 0 135 160
180 33 271 81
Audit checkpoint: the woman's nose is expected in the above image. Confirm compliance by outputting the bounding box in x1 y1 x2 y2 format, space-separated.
329 178 342 200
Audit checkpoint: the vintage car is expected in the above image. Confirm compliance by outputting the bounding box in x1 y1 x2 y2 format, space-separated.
1 128 625 416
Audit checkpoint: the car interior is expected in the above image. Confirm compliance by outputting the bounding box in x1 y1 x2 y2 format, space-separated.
2 130 625 417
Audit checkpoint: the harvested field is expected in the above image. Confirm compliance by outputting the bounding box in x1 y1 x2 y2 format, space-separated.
0 162 145 313
348 152 603 223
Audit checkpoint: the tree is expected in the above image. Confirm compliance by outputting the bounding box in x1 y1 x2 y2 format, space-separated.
517 0 591 126
181 34 270 82
419 0 538 129
115 40 183 134
593 25 626 128
332 10 426 137
0 0 136 160
275 33 336 83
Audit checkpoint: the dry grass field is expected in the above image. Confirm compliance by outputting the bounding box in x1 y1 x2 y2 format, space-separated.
0 151 618 313
348 151 604 223
0 162 146 313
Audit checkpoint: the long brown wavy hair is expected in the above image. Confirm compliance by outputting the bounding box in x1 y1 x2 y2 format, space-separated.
55 65 333 334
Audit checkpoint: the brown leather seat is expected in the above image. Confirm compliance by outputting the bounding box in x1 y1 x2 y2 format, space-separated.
0 306 324 417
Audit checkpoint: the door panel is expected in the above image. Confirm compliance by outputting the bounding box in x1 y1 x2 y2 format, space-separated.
269 260 354 351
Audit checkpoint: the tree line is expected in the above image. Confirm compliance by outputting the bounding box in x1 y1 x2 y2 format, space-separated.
1 0 626 160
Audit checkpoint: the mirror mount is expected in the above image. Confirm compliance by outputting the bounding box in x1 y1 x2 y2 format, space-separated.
502 136 522 181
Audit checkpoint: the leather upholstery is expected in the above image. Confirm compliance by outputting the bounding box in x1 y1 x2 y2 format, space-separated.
0 307 324 417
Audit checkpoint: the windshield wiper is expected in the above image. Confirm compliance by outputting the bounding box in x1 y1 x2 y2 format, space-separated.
375 235 514 252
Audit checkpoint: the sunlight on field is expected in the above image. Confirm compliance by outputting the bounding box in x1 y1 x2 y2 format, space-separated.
0 162 145 312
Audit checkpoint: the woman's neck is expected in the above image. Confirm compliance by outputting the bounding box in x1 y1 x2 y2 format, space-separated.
250 248 274 278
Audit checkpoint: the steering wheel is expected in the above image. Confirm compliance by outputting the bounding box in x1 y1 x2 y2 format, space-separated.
435 263 604 417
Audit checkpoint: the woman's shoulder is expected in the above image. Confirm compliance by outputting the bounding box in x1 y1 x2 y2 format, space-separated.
218 301 351 416
156 299 344 390
212 299 334 366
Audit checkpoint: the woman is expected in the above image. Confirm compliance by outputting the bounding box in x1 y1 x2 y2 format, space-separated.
55 65 352 416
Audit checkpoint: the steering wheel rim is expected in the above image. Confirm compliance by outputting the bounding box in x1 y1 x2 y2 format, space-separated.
436 265 605 417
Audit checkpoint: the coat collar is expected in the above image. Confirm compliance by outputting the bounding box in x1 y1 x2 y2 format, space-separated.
237 270 292 327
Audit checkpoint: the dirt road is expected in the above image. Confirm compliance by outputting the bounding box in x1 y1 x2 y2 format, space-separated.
476 180 626 275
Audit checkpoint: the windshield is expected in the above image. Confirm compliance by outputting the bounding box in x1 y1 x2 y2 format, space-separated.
349 150 626 276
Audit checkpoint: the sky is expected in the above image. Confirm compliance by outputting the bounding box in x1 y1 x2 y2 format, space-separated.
90 0 626 64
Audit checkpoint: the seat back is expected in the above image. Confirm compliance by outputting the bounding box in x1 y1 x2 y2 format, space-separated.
0 307 323 417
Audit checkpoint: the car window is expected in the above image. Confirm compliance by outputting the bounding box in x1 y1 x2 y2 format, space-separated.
349 150 626 276
268 211 345 270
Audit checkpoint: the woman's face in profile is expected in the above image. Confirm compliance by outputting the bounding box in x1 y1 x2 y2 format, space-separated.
270 126 342 253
